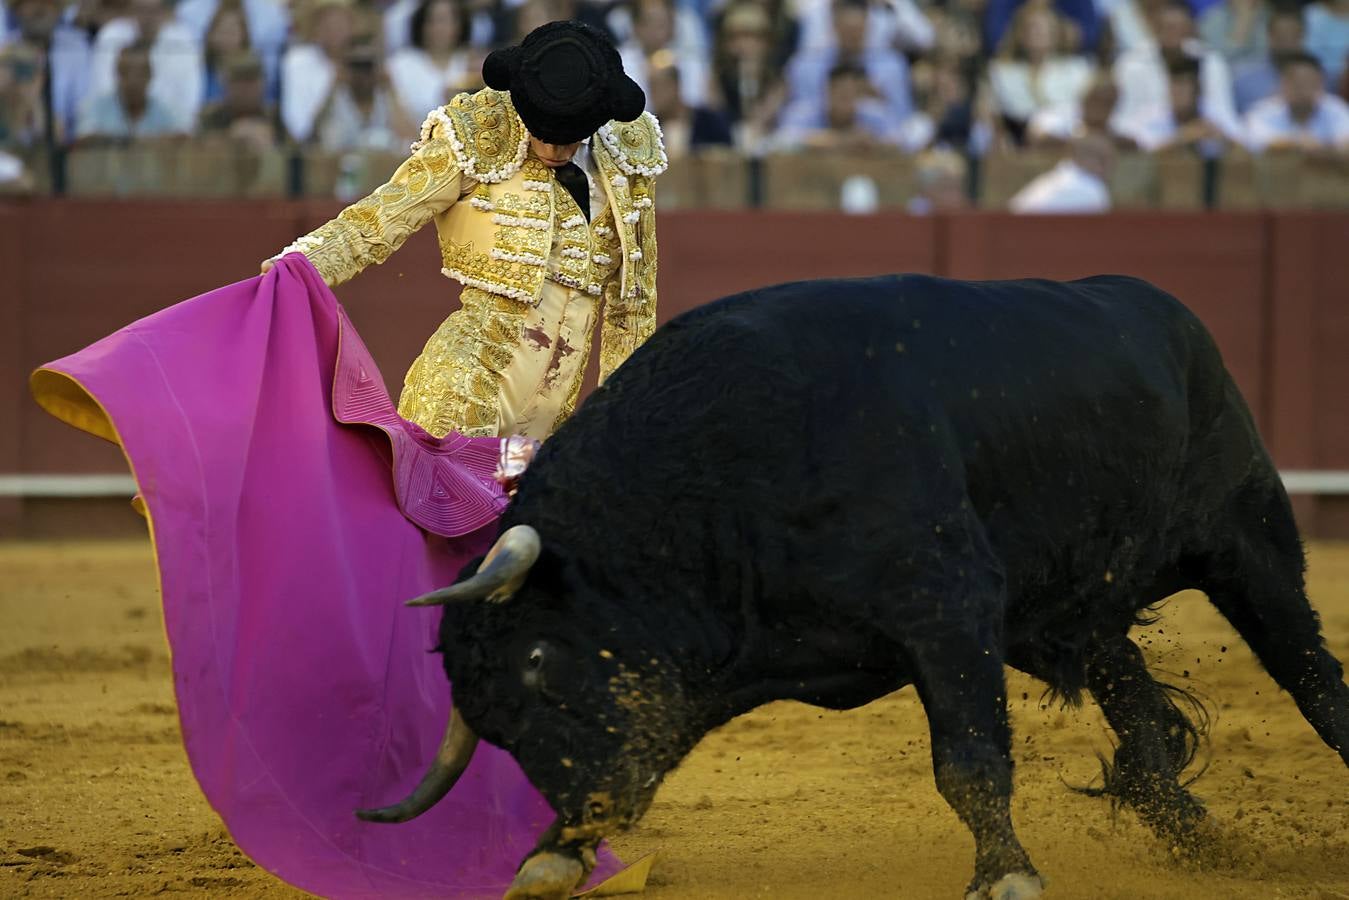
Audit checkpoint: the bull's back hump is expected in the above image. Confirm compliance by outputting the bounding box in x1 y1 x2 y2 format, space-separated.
676 273 1196 380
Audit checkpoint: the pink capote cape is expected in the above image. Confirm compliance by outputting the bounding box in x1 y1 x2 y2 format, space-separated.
29 254 649 898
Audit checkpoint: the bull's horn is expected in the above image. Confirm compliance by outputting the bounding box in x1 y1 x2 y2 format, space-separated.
354 706 479 823
406 525 541 606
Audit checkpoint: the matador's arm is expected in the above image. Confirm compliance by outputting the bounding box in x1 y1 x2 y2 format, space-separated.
598 183 658 385
273 131 471 287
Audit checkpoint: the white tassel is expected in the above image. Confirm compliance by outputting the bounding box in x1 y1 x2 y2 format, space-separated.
490 248 547 266
442 267 537 303
492 213 550 230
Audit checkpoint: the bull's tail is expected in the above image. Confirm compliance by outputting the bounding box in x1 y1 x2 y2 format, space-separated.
1075 678 1211 804
1063 635 1213 846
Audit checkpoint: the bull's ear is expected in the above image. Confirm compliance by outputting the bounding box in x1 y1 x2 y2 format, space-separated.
405 525 541 606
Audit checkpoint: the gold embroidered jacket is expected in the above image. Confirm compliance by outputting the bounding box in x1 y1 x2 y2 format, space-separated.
278 88 666 384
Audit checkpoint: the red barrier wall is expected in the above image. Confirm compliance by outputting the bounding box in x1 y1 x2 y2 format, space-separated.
3 200 1346 537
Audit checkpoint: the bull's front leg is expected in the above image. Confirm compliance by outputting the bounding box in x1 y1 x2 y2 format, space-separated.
905 625 1042 900
504 817 599 900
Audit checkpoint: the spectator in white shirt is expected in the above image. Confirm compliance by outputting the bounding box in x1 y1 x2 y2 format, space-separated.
313 32 414 152
76 40 185 141
202 5 253 106
1122 56 1245 153
198 51 280 151
781 0 914 129
795 0 935 55
1244 51 1349 153
1027 72 1138 149
381 0 505 57
900 54 993 153
86 0 204 132
1231 7 1304 112
387 0 481 123
646 59 733 154
708 1 791 151
176 0 288 99
280 0 356 142
1009 132 1115 212
608 0 709 71
1030 73 1149 149
1113 0 1243 145
774 62 907 149
1198 0 1271 70
988 5 1094 141
619 0 710 108
1097 0 1158 56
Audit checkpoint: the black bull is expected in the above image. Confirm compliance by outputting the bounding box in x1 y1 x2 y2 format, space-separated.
361 274 1349 899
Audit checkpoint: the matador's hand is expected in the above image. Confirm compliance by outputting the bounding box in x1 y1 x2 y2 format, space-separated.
259 259 275 275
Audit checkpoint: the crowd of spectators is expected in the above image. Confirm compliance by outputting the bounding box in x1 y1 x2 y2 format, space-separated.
2 0 1348 202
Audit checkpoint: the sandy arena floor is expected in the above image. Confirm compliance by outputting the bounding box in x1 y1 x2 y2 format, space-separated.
1 540 1347 899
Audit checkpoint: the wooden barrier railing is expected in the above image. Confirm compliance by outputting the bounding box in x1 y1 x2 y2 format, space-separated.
5 145 1345 210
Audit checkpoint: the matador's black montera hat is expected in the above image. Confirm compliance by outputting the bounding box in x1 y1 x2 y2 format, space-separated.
482 20 647 145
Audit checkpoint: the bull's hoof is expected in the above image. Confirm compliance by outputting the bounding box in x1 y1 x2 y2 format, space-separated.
503 852 584 900
964 872 1044 900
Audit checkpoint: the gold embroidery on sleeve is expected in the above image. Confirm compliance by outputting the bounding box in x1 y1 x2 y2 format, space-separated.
277 136 466 286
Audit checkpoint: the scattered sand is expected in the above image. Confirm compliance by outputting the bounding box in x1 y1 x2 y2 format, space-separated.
2 541 1347 899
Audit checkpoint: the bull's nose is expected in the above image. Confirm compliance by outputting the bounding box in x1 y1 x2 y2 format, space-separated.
586 791 614 822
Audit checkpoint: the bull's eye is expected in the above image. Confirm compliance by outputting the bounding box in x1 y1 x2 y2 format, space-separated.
522 643 551 691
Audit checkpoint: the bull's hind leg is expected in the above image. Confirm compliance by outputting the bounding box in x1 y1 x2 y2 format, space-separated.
1084 635 1208 846
904 620 1042 899
1198 480 1349 766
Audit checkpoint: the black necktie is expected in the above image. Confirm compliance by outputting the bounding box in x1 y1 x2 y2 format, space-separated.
554 162 591 223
